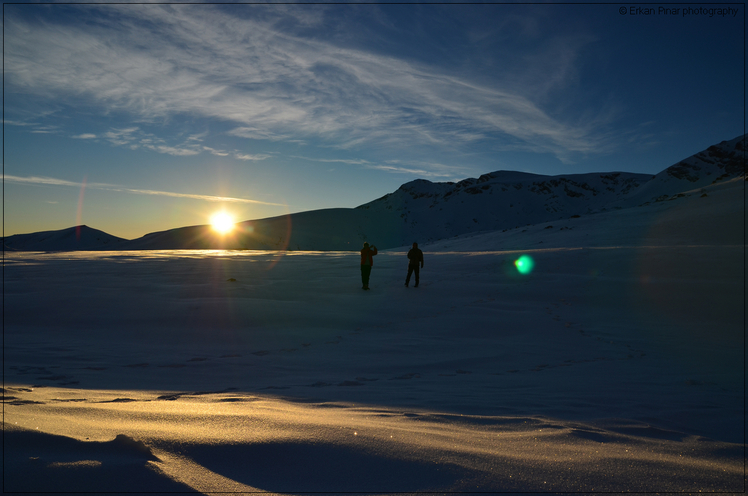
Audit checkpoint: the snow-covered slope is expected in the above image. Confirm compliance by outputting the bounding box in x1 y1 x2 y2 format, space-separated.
2 225 126 251
621 133 745 205
356 171 653 244
356 133 745 245
422 174 744 252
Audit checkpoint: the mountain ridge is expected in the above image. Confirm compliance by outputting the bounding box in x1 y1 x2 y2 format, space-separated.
4 133 744 251
2 225 126 252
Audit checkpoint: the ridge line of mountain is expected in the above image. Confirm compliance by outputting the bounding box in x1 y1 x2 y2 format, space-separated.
4 133 744 251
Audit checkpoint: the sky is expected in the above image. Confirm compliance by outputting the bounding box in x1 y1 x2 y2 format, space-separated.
3 3 744 240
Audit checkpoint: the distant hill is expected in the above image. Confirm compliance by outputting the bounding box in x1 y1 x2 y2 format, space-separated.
2 225 126 251
117 208 405 251
4 134 744 251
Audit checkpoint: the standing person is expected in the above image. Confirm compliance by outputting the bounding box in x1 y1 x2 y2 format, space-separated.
405 242 424 287
360 242 377 290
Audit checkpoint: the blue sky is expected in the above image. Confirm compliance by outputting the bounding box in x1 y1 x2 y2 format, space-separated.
4 3 744 239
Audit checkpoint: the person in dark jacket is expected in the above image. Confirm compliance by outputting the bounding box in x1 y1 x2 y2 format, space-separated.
360 242 377 290
405 242 424 287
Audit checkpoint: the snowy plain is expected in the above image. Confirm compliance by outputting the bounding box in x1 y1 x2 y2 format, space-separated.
3 177 745 493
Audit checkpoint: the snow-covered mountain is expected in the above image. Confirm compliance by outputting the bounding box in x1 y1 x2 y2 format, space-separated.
355 133 745 244
621 133 744 204
355 171 653 244
4 134 744 251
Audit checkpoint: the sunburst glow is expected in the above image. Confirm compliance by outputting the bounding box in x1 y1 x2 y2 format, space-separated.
210 212 235 234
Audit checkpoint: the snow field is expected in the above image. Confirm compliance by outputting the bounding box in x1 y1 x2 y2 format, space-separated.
3 241 743 492
3 177 744 492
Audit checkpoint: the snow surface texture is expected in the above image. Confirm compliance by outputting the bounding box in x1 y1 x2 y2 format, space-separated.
3 175 745 493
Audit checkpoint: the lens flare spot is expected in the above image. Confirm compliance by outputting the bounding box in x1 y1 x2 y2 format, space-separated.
514 255 535 275
211 212 235 234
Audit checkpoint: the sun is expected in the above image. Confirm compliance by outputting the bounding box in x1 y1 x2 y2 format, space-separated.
210 212 235 234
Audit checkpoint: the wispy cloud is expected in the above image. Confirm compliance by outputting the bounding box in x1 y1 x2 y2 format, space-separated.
227 127 291 142
203 146 230 157
143 144 200 156
290 156 372 166
368 160 461 178
4 120 37 127
114 187 281 205
4 5 606 171
86 126 208 156
103 127 141 146
234 153 272 161
30 126 60 134
289 155 461 178
363 164 439 176
4 175 285 206
4 175 116 189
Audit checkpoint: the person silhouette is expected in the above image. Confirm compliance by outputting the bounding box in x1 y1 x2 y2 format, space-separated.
405 242 424 287
360 242 377 290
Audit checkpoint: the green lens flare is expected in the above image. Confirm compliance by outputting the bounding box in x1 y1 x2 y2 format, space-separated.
514 255 535 275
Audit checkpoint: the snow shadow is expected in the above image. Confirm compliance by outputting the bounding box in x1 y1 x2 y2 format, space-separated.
2 426 195 494
178 440 473 493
